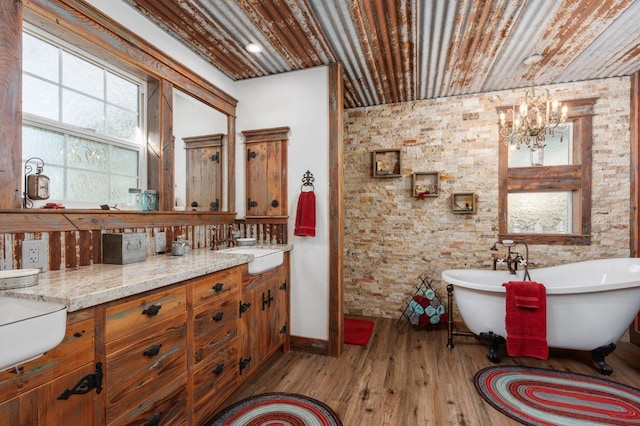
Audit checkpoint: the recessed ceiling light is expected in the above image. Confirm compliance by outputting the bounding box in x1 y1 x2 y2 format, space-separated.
523 54 543 66
246 43 263 54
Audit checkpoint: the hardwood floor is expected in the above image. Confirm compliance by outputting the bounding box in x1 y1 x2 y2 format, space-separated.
220 317 640 425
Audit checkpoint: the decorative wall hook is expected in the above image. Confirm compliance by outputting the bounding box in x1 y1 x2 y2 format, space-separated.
301 170 315 191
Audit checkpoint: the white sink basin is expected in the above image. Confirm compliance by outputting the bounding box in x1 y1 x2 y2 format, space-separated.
0 269 39 290
0 297 67 372
219 247 284 274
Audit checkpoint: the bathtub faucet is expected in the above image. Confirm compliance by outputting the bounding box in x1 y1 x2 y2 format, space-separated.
490 239 531 280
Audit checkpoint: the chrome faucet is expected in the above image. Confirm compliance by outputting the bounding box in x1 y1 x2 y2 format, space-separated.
490 239 531 280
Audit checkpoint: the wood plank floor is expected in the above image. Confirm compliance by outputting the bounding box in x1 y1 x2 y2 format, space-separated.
220 317 640 425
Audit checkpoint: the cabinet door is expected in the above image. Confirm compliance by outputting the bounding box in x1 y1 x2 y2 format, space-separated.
238 280 265 378
186 145 223 211
0 363 98 425
243 127 289 217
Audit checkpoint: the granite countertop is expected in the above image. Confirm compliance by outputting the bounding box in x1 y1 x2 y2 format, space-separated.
1 245 291 312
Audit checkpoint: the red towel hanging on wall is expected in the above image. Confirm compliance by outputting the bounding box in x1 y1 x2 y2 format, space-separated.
294 190 316 237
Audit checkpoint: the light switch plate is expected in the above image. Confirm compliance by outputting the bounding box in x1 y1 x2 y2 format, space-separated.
155 232 167 253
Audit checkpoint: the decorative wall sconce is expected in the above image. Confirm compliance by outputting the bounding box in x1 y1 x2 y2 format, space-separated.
23 157 50 208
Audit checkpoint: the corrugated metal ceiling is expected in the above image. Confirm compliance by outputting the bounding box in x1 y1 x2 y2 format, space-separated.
123 0 640 109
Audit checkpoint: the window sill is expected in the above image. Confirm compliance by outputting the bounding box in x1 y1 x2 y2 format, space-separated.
498 233 592 246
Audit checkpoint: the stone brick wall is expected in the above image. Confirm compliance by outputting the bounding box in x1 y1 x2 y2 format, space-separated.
343 77 631 319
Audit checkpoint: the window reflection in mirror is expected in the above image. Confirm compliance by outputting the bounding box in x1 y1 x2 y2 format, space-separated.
173 90 228 212
508 192 572 234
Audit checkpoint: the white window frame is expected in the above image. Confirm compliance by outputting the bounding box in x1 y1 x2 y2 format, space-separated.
22 23 147 209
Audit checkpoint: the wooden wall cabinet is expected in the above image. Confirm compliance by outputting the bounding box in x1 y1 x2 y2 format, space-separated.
184 133 224 212
242 127 289 217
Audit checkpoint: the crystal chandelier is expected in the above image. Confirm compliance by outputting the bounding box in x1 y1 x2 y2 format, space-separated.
498 87 568 149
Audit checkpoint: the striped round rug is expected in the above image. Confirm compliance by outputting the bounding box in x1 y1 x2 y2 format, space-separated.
474 365 640 425
209 392 343 425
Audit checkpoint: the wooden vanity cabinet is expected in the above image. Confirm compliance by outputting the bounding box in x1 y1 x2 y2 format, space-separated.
0 309 98 425
104 285 188 425
239 252 290 378
0 257 289 425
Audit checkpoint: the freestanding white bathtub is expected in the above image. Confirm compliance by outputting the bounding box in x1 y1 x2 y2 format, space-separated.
442 258 640 374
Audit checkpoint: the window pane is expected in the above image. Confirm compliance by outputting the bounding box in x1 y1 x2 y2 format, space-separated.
67 169 108 202
23 125 65 165
67 136 109 172
106 105 139 141
107 73 139 110
111 176 139 207
62 89 104 132
23 33 59 82
508 125 572 167
23 75 59 120
62 51 104 99
44 165 65 200
111 146 139 176
508 192 571 233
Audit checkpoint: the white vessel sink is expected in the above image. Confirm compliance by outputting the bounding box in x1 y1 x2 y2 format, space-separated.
0 297 67 372
0 269 39 290
219 247 284 274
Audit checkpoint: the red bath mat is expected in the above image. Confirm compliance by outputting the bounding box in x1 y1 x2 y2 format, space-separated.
344 318 375 346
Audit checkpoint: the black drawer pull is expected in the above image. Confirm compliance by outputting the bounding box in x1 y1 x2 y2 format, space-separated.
144 412 162 426
143 344 162 357
212 312 224 322
213 363 224 375
212 282 224 292
142 304 161 316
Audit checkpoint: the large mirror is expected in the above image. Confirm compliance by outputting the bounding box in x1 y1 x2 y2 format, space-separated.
173 89 229 212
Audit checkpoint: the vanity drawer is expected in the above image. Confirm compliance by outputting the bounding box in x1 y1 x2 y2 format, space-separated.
105 285 186 342
107 374 187 426
191 267 240 306
105 313 187 423
193 343 239 425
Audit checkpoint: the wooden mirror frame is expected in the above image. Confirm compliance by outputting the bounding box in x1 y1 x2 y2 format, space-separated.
0 0 237 213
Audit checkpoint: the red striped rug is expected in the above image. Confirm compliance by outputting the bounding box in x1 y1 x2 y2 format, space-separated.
209 392 343 425
474 365 640 425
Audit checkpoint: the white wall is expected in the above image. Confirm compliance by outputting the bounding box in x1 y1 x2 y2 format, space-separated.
234 67 331 340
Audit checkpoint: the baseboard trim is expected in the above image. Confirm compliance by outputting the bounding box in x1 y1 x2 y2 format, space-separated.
290 335 329 356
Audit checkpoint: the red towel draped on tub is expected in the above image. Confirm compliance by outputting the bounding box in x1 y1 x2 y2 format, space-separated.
294 191 316 237
502 281 548 360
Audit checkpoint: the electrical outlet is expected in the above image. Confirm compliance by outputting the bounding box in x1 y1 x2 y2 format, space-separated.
22 240 47 270
155 232 167 253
